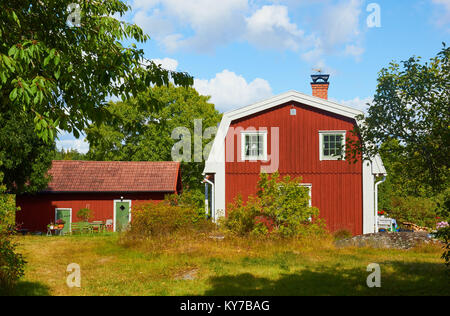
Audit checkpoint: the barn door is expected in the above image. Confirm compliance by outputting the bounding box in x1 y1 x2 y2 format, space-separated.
55 209 71 235
115 201 131 232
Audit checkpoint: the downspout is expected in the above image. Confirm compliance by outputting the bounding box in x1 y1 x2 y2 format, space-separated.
203 177 215 222
374 176 386 233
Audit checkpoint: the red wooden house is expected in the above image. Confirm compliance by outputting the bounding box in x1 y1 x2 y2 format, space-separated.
16 161 182 233
203 75 386 235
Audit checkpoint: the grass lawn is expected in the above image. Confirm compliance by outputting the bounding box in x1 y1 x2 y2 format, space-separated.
4 233 449 296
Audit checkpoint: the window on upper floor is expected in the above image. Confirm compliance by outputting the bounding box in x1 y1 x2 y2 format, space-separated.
319 131 346 161
241 131 267 161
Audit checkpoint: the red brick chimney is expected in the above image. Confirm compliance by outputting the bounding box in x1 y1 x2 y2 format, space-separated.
311 74 330 100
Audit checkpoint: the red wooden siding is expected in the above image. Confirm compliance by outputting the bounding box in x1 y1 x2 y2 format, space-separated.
225 101 363 235
16 192 167 232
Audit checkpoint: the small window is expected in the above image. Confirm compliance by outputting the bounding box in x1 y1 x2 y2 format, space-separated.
319 131 346 160
241 131 267 161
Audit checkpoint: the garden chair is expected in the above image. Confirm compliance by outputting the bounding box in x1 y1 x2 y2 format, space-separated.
91 221 105 233
105 219 113 231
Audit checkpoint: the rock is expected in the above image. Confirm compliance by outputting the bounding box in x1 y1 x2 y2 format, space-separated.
335 232 441 249
175 268 199 281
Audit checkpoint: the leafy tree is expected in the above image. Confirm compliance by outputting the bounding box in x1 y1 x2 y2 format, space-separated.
0 168 16 233
0 0 193 143
0 169 26 291
86 84 222 190
350 44 449 194
0 109 55 193
55 148 86 161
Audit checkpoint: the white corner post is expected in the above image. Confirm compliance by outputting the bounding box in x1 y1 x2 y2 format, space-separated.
203 177 215 222
374 176 386 233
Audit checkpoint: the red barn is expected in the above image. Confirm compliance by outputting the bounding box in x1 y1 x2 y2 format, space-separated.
16 161 182 233
203 75 386 235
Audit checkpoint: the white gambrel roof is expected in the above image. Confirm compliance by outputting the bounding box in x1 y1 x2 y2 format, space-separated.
204 90 387 176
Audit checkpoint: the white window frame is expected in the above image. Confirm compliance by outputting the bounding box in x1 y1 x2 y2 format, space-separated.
241 130 268 161
319 130 346 161
300 184 312 221
300 184 312 207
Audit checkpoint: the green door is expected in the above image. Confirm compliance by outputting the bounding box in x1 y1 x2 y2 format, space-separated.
115 201 130 232
55 209 71 235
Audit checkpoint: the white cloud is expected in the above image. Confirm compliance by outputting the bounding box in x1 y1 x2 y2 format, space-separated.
431 0 450 29
245 5 307 51
333 96 373 113
194 70 273 112
304 0 364 64
344 44 365 59
133 0 248 52
131 0 367 64
56 137 90 154
151 57 178 71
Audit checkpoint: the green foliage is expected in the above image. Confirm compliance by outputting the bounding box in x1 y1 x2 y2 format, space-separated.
127 200 213 238
86 84 222 190
54 148 86 161
221 195 264 236
387 196 438 229
0 231 26 291
435 226 450 268
333 229 353 241
349 44 449 194
221 173 322 237
76 208 92 222
0 0 193 143
0 170 25 291
0 110 55 193
0 184 16 233
165 189 205 220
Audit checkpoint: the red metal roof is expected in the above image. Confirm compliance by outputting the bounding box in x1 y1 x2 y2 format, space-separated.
45 161 181 193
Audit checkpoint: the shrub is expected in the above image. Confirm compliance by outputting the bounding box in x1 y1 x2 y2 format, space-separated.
435 226 450 268
165 189 205 221
127 199 213 239
0 231 26 291
77 208 92 222
333 229 353 241
221 172 323 237
388 196 438 229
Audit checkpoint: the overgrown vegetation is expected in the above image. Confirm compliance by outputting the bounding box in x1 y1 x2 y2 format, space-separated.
221 173 325 237
435 227 450 268
0 169 26 291
124 192 214 241
76 208 93 222
346 45 450 233
8 234 448 296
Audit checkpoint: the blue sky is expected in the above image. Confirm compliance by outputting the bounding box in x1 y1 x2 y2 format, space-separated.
58 0 450 153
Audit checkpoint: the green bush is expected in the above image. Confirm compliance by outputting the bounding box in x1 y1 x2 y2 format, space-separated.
387 196 438 228
333 229 353 241
76 208 92 222
165 189 205 220
127 197 213 238
221 172 323 237
435 226 450 268
0 231 26 291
